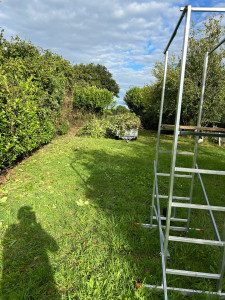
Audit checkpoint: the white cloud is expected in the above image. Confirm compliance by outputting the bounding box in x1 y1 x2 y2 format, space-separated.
0 0 224 104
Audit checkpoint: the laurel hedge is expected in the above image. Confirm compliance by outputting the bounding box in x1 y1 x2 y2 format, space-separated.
0 30 119 170
0 32 73 170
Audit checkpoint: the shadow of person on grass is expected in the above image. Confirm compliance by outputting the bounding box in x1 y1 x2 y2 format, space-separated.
1 206 59 299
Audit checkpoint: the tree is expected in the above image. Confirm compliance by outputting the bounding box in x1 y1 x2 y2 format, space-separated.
152 16 225 126
73 63 119 97
182 16 225 126
115 105 129 114
124 16 225 129
124 86 144 115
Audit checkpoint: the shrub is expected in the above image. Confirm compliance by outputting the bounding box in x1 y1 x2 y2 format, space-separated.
73 86 114 113
57 120 70 135
76 113 141 139
108 113 141 137
76 118 110 138
0 31 74 170
0 30 120 170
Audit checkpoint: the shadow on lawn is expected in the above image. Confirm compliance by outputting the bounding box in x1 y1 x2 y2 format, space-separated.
70 134 225 296
1 206 60 299
70 137 162 287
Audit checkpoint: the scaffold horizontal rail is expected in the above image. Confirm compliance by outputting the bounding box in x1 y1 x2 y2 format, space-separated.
175 167 225 176
180 7 225 12
168 236 225 246
143 284 225 298
142 223 189 231
161 124 225 132
157 172 192 178
151 224 189 231
154 195 190 201
159 150 195 156
171 202 225 212
166 269 221 279
179 131 225 138
153 216 187 222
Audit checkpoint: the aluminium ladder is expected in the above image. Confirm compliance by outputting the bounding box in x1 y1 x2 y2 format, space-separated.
141 5 225 299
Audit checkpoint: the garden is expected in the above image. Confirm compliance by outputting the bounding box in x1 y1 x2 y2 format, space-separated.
0 130 224 299
0 15 225 299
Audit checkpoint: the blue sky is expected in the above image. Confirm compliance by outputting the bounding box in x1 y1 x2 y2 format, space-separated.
0 0 224 105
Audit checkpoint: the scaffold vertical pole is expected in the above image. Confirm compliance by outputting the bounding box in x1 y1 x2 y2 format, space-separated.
150 51 168 228
186 52 209 230
163 4 192 260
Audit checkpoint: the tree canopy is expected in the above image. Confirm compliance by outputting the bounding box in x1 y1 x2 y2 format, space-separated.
73 63 119 97
124 16 225 129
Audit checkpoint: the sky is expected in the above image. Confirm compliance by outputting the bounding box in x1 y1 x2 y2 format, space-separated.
0 0 225 105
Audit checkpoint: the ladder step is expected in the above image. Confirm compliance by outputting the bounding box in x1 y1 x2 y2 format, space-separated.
144 284 225 297
179 131 225 138
153 217 188 223
151 224 187 231
166 268 220 279
161 124 225 132
159 150 194 156
171 202 225 212
157 173 192 178
155 195 190 201
175 167 225 176
169 235 225 246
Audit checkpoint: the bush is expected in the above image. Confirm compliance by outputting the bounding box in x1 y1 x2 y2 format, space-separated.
0 30 120 170
73 86 114 113
108 113 141 137
76 118 110 138
76 113 141 139
57 120 70 135
0 31 74 170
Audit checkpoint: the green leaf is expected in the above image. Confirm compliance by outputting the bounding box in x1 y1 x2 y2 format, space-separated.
0 196 8 203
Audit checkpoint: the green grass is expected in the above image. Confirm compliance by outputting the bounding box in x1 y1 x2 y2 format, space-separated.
0 130 224 299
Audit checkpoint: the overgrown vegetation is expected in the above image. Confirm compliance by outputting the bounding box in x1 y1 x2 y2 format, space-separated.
73 63 119 98
76 113 141 138
0 131 224 299
0 32 72 170
0 30 119 171
124 17 225 129
73 86 114 113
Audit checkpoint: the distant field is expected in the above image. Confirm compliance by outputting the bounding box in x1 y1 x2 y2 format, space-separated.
0 130 224 299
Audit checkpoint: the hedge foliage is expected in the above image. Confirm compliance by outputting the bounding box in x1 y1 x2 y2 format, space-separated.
76 113 141 138
0 31 118 170
73 86 114 113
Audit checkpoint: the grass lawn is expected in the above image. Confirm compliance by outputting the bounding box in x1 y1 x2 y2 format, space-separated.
0 130 224 299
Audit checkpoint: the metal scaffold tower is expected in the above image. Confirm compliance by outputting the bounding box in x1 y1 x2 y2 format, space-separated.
141 5 225 299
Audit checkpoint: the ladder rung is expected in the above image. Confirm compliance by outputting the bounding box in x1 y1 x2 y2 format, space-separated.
177 151 195 156
171 202 225 212
159 150 171 154
159 150 194 156
166 268 220 279
169 235 225 246
155 195 190 201
157 173 192 178
179 131 225 138
175 167 225 176
161 124 225 132
153 217 188 223
151 224 187 231
144 284 225 297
